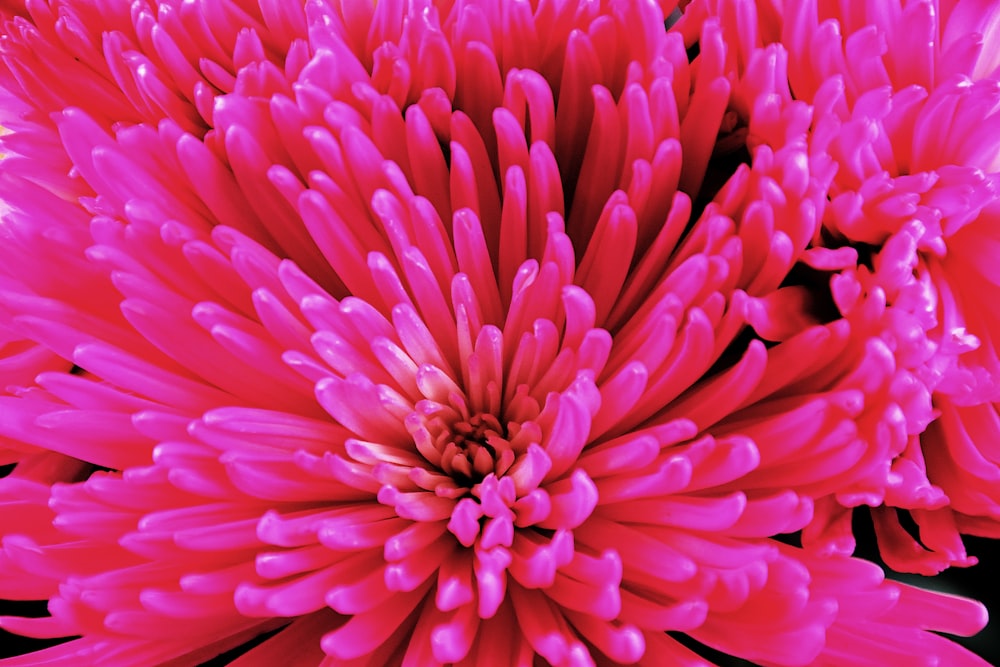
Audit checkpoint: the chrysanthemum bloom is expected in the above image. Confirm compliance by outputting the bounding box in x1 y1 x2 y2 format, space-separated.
676 0 1000 576
0 0 992 665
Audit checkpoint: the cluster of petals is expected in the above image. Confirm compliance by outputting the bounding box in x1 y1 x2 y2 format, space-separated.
678 0 1000 575
0 0 995 666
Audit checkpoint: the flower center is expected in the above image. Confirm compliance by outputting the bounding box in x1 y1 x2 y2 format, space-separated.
438 412 515 485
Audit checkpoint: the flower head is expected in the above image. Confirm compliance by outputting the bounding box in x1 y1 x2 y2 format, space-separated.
0 0 995 665
694 0 1000 575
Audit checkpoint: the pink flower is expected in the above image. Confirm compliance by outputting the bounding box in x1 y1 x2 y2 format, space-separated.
0 1 992 665
688 0 1000 575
